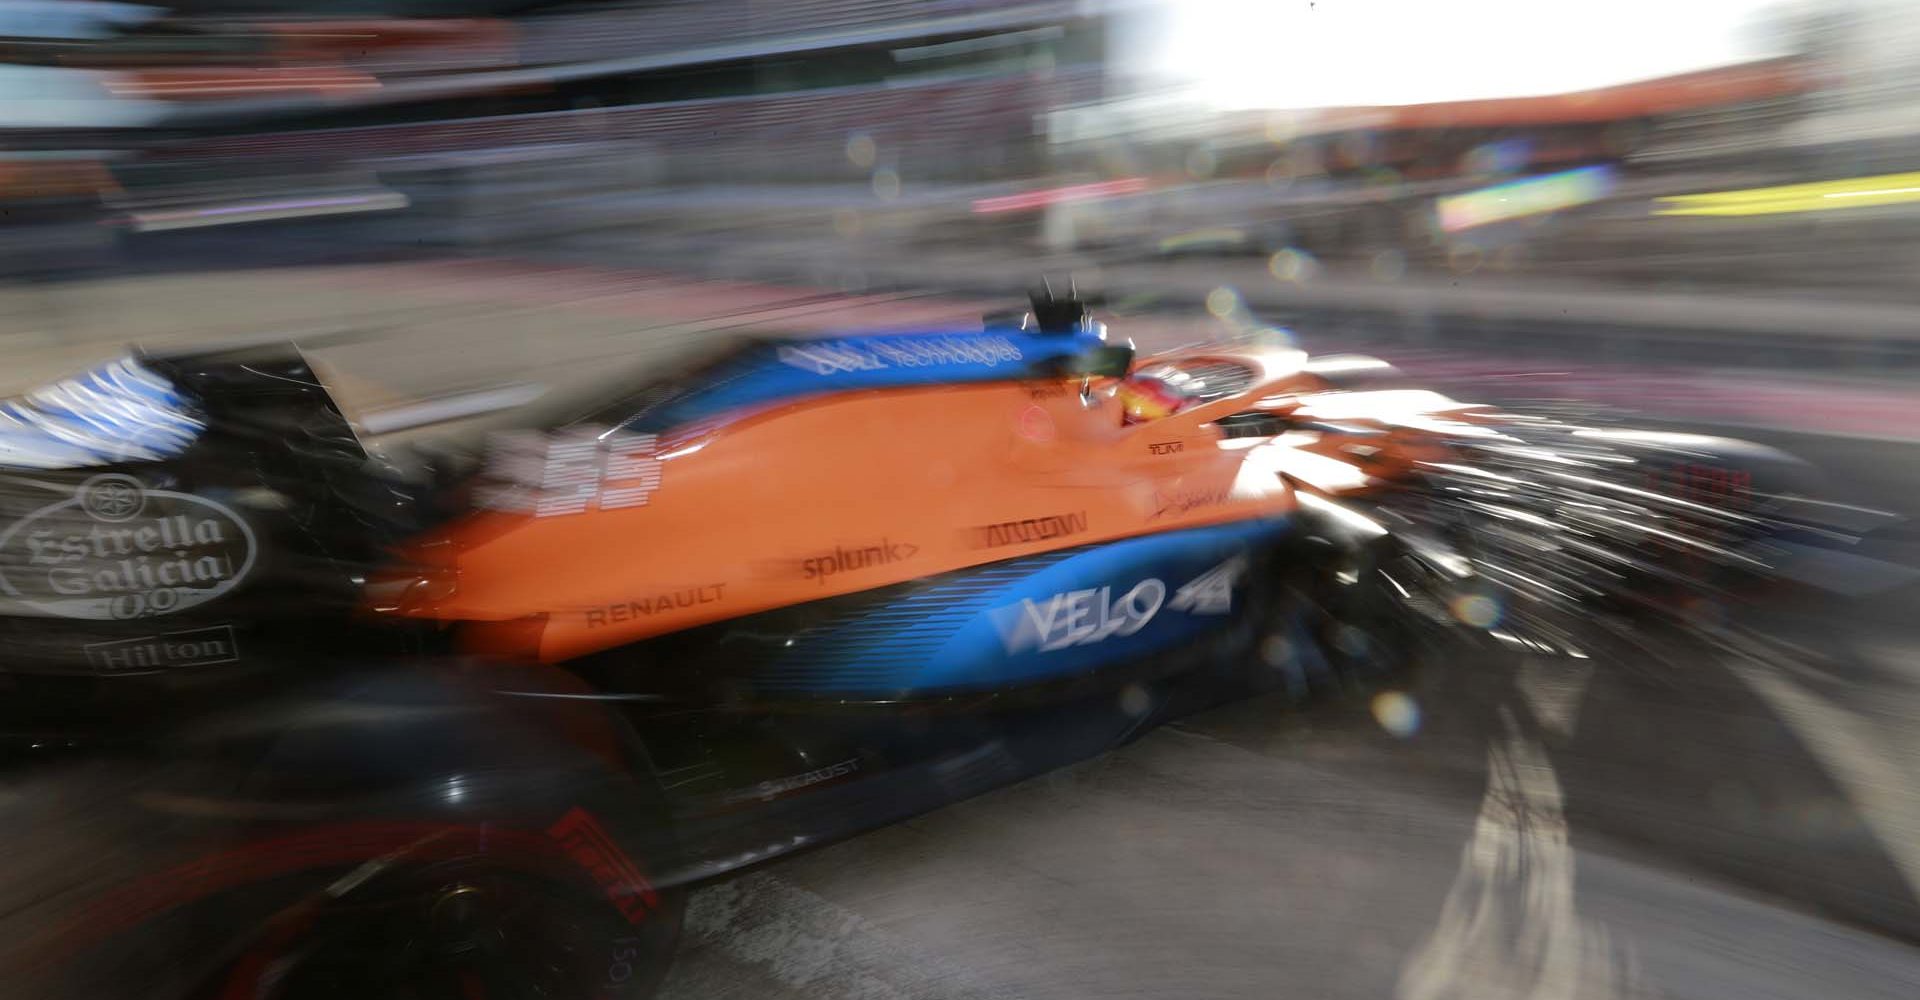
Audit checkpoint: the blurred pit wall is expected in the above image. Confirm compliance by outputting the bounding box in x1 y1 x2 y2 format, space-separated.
367 142 1019 249
73 0 1920 281
36 0 1920 373
362 136 1920 310
164 71 1089 248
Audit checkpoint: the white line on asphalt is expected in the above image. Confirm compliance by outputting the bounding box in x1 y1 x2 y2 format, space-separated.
1723 652 1920 904
1398 671 1627 1000
1516 657 1596 740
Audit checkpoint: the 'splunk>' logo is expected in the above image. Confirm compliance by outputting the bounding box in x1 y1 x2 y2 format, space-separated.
801 539 918 582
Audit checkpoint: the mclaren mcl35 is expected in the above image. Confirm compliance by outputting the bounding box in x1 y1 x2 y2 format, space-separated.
0 293 1895 999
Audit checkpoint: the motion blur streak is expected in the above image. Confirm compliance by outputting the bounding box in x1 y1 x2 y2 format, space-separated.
129 192 412 232
1436 166 1615 232
1657 171 1920 216
970 177 1149 214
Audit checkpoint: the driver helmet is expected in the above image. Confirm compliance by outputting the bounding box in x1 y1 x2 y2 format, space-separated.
1117 369 1201 424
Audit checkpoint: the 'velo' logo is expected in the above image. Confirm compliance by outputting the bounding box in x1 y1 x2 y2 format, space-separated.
991 555 1247 654
996 579 1167 653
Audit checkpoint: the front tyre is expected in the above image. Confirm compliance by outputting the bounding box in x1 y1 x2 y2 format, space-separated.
1300 535 1431 686
1236 533 1433 702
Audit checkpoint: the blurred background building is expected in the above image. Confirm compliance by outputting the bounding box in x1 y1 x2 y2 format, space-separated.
8 0 1920 300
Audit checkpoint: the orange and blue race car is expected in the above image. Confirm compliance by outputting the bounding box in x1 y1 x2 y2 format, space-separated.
0 291 1895 999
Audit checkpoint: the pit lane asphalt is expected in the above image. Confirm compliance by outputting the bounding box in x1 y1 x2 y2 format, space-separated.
4 257 1920 999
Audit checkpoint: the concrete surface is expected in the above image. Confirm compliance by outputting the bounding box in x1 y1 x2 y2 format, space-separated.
651 573 1920 1000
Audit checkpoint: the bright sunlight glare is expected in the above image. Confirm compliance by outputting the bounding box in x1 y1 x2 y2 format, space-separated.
1141 0 1785 110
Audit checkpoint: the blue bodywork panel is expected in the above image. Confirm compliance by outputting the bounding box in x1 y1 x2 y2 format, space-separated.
756 519 1291 696
626 328 1103 431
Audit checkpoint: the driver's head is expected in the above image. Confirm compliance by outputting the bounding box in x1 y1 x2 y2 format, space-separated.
1117 373 1193 424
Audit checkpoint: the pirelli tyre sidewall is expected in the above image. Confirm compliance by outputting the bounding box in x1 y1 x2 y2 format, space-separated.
1266 522 1429 697
22 665 688 1000
1312 534 1426 681
21 797 688 1000
195 834 686 1000
204 667 689 1000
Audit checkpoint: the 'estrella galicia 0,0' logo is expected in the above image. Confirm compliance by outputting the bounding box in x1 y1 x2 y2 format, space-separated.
0 474 257 620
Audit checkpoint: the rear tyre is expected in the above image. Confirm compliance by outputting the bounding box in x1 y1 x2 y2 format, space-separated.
208 859 685 1000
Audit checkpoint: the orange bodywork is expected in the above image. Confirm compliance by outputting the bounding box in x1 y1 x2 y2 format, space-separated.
105 66 381 100
0 159 120 200
383 344 1484 664
97 18 517 102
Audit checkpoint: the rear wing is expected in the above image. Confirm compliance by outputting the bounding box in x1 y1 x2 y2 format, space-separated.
140 342 366 464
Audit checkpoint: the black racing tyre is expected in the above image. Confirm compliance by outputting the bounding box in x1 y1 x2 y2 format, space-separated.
1301 535 1429 684
1242 534 1431 701
202 855 685 1000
